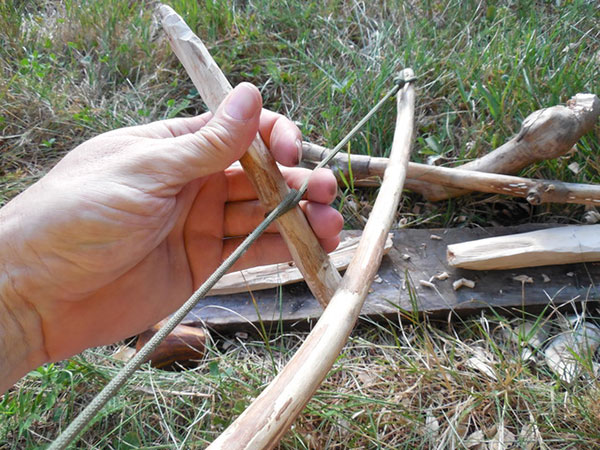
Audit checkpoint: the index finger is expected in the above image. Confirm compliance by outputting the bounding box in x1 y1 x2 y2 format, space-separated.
226 166 338 204
258 109 302 167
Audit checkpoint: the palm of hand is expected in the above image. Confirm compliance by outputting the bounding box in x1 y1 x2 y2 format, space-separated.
17 136 219 360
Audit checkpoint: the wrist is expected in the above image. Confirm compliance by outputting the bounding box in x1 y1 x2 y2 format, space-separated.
0 203 48 393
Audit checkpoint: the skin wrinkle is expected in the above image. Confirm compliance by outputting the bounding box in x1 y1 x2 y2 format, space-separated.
5 209 73 299
2 266 50 367
190 121 244 169
76 185 175 227
183 176 226 289
162 113 211 137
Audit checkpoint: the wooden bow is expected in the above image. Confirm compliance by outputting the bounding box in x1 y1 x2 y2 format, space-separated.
159 5 415 448
208 69 415 449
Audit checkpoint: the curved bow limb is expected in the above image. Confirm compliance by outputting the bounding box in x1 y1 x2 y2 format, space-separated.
208 69 416 449
158 5 341 306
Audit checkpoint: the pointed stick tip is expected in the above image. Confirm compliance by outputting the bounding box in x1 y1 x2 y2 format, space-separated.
156 3 176 21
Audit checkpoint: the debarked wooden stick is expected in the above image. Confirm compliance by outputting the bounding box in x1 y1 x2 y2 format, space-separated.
447 224 600 270
303 142 600 206
158 5 341 307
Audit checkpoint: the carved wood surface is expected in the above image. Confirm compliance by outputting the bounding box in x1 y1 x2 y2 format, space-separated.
303 93 600 203
410 93 600 201
303 142 600 206
208 234 393 295
447 224 600 270
184 225 600 331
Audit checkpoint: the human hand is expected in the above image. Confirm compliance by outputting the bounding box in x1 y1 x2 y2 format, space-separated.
0 83 342 388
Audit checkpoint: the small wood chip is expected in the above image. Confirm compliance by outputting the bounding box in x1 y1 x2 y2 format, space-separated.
566 272 575 277
373 274 383 284
402 253 411 261
433 271 449 281
567 161 581 174
513 275 533 284
583 210 600 224
542 273 551 283
419 279 436 289
453 278 475 290
430 234 442 240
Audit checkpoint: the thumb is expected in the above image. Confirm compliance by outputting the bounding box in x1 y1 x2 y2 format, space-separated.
161 83 262 183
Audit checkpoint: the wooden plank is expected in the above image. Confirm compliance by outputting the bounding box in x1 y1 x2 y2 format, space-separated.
183 225 600 331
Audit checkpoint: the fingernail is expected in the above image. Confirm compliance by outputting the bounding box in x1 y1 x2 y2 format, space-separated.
296 139 303 164
224 83 258 121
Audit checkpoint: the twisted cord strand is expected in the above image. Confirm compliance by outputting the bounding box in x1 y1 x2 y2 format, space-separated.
49 74 415 449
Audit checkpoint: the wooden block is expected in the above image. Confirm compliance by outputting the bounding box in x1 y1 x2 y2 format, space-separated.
447 224 600 270
183 225 600 331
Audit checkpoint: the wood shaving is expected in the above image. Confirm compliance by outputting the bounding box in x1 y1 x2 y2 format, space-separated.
430 234 442 240
489 427 516 450
433 271 449 281
419 279 435 289
544 320 600 383
568 161 581 174
583 210 600 224
542 273 551 283
452 278 475 290
513 274 533 284
465 347 497 380
464 430 485 448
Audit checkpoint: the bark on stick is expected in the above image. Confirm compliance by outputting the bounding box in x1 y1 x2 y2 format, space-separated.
304 93 600 201
303 142 600 206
